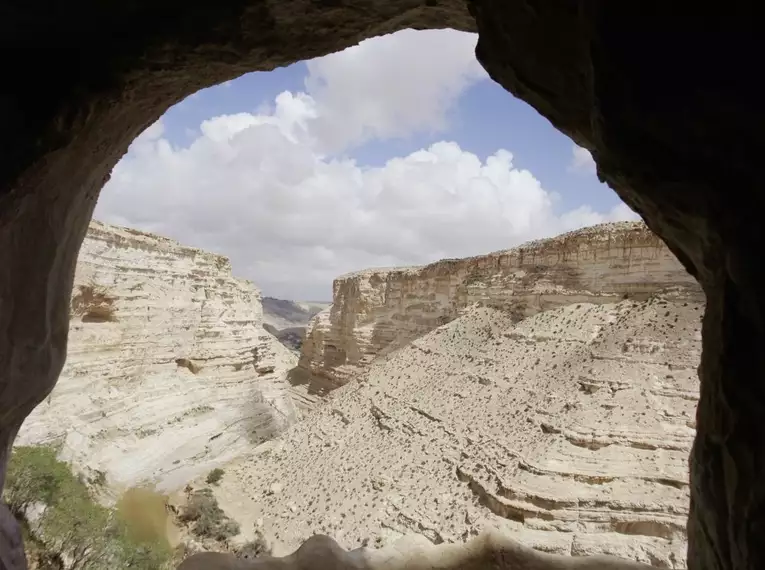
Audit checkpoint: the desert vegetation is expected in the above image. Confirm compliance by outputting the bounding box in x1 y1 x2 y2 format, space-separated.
178 487 240 542
4 446 172 570
206 468 225 485
234 532 270 559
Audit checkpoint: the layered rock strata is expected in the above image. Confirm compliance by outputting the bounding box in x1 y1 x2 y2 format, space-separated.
295 222 702 392
212 294 703 568
16 221 298 491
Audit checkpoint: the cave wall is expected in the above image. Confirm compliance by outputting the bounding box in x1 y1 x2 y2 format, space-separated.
0 2 762 569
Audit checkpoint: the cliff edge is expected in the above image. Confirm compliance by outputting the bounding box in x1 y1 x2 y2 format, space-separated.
293 222 702 395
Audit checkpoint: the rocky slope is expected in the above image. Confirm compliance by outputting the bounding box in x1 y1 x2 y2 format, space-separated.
294 222 702 393
210 293 702 568
16 221 298 492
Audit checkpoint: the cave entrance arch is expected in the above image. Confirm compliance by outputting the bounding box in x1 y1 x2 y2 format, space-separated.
0 2 761 569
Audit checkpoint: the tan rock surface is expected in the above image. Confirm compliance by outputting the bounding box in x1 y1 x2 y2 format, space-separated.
211 293 702 567
16 221 298 491
295 222 702 393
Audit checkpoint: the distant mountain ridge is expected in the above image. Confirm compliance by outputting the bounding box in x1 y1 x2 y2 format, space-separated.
262 297 331 352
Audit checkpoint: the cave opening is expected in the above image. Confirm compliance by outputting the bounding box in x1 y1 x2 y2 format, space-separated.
0 2 762 569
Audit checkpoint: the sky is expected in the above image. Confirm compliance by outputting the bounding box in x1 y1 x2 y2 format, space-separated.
95 29 639 301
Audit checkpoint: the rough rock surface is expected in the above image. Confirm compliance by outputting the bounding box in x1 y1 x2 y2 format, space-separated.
1 4 762 570
210 294 702 568
296 222 701 392
16 221 298 492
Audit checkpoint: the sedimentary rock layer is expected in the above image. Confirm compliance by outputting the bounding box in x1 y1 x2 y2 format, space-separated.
295 222 702 391
213 294 702 568
16 221 298 491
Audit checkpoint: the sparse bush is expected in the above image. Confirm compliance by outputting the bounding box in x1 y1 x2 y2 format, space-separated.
180 487 241 542
236 531 270 559
206 468 225 485
178 488 214 523
213 520 241 541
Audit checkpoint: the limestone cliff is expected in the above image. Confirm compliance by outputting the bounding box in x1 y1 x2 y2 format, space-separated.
294 222 702 392
16 221 298 492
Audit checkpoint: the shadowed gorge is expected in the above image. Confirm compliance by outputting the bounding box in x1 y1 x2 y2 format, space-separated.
0 2 762 570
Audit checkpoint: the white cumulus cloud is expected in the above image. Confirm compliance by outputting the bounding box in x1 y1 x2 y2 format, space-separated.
569 144 598 174
96 30 636 300
304 28 486 152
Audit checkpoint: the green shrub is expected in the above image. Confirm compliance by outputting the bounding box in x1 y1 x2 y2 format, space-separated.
4 445 172 570
205 468 225 485
178 488 215 523
4 446 71 515
180 487 240 542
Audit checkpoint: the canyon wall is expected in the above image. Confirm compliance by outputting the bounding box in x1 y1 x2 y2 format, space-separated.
294 222 703 392
16 221 298 492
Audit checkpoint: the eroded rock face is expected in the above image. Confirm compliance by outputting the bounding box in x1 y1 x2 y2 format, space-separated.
296 222 702 392
15 221 298 491
211 295 702 567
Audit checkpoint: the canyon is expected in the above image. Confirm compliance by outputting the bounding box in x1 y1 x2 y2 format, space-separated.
183 220 701 568
16 221 299 492
293 222 702 394
3 6 755 570
13 220 704 569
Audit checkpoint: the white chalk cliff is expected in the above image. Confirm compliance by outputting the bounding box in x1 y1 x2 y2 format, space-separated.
295 222 702 392
16 221 298 492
